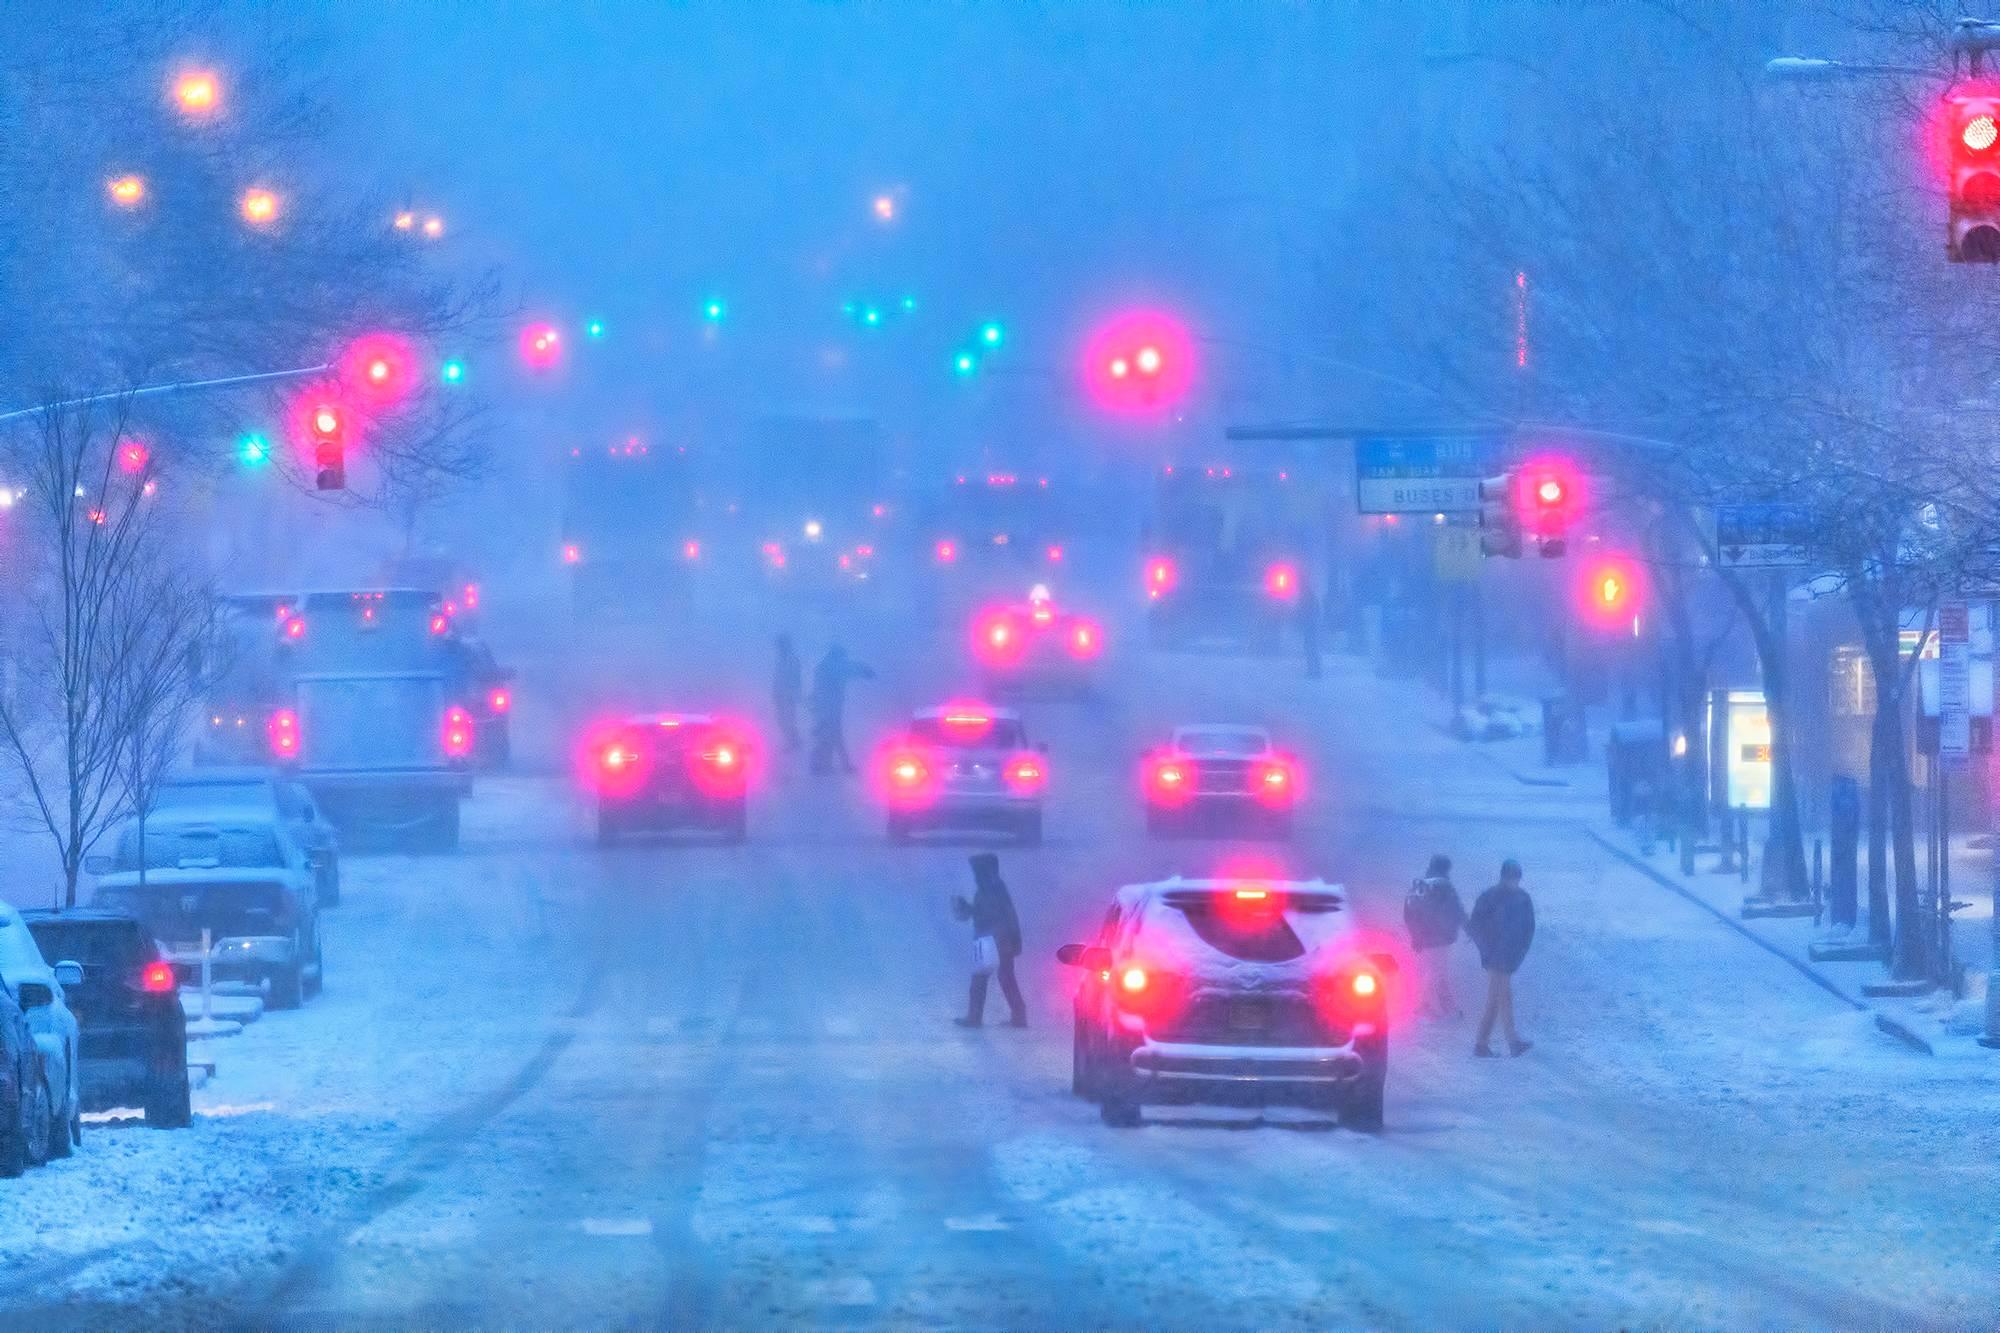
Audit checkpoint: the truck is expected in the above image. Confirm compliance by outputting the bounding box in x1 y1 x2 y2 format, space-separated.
1140 463 1321 652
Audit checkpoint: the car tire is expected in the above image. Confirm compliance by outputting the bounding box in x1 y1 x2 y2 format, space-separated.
145 1070 193 1129
0 1081 25 1179
1098 1089 1141 1128
269 953 304 1011
304 935 324 999
1339 1078 1385 1133
22 1076 50 1166
47 1078 74 1159
1070 1022 1094 1098
1018 811 1043 846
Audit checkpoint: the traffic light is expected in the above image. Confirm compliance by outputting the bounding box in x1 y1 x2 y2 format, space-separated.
1478 472 1522 558
1578 556 1644 630
1517 455 1581 557
953 350 979 377
1082 310 1194 414
307 401 346 490
979 321 1006 347
440 359 465 385
237 433 270 467
520 321 563 369
703 298 727 323
1946 88 2000 262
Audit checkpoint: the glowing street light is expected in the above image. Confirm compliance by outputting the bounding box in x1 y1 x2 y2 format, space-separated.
421 215 444 239
872 193 897 221
240 187 280 227
393 211 415 231
173 71 219 117
107 175 146 208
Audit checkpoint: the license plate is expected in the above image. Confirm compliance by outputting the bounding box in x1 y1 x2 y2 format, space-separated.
1228 1001 1268 1032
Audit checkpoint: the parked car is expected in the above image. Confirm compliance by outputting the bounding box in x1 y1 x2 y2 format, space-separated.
0 984 45 1176
1057 878 1391 1130
20 909 190 1128
91 815 324 1010
149 767 342 905
0 901 82 1159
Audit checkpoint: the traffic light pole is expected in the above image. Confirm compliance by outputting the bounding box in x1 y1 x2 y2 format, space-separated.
0 362 332 426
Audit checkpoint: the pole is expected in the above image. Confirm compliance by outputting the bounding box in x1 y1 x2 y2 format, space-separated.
200 926 213 1025
0 362 332 425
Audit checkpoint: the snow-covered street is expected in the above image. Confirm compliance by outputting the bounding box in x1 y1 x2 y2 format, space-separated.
2 610 1991 1329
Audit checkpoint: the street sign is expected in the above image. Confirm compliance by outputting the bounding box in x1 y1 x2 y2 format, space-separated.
1433 522 1482 582
1715 503 1811 568
1940 601 1971 764
1354 434 1498 514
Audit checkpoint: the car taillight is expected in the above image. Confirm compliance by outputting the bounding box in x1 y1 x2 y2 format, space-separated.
141 961 177 993
267 709 300 760
488 687 512 714
442 705 474 759
1112 962 1186 1020
1264 561 1300 600
1145 556 1176 599
429 613 450 636
1145 756 1194 806
280 614 306 642
880 747 937 808
1253 760 1298 807
1314 959 1387 1027
462 583 480 610
1046 544 1064 563
689 727 753 796
1068 619 1102 659
1030 603 1055 627
1003 754 1046 794
975 615 1022 664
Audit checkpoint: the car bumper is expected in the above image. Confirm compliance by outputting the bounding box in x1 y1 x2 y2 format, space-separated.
902 793 1039 827
169 936 297 986
1116 1031 1383 1107
601 793 743 828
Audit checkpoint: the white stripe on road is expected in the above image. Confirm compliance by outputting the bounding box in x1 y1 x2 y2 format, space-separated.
578 1217 654 1237
943 1214 1012 1232
801 1277 877 1307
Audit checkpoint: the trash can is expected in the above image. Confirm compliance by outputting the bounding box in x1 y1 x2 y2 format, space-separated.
1606 719 1667 821
1542 693 1588 766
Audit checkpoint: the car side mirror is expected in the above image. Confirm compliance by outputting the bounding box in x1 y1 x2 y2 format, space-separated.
84 854 112 875
16 981 52 1010
1056 944 1111 971
53 961 83 988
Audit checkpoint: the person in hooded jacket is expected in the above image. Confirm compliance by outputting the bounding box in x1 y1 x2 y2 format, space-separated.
1467 858 1535 1057
809 643 874 774
772 634 803 753
952 852 1025 1028
1404 853 1465 1019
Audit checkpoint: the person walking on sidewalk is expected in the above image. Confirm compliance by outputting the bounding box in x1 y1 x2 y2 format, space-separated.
952 852 1026 1028
1403 853 1465 1019
1467 858 1535 1057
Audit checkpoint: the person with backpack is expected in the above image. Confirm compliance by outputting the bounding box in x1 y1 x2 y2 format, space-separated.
1403 853 1465 1020
1467 858 1536 1058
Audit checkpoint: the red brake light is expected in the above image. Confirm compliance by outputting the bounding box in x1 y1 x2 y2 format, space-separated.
1264 561 1299 600
281 615 305 642
1119 966 1148 993
429 613 450 636
562 543 582 565
442 705 474 758
462 583 480 609
141 960 176 993
1068 619 1102 659
267 708 300 759
1146 755 1194 807
488 687 512 714
1350 971 1379 998
603 744 634 771
1252 759 1298 808
1003 754 1046 794
1145 556 1177 599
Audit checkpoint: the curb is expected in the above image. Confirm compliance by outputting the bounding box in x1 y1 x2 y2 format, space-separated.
1576 832 1888 1016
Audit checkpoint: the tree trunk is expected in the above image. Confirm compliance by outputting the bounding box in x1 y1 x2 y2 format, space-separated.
1866 702 1892 950
1882 695 1927 980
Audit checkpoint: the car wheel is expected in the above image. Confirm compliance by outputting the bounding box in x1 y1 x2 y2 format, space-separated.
0 1079 24 1179
145 1069 193 1129
1339 1078 1385 1133
1098 1089 1141 1128
304 934 324 999
22 1075 50 1166
1070 1021 1094 1098
269 951 304 1011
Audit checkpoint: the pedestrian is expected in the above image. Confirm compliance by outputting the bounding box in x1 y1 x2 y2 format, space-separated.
1402 853 1464 1019
1467 858 1535 1058
952 851 1026 1028
809 643 874 775
772 634 803 753
1299 581 1323 680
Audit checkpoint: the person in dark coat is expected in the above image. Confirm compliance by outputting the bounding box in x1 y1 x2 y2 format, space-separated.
952 852 1025 1028
1467 858 1535 1057
772 635 803 753
809 643 874 774
1404 853 1465 1019
1298 582 1323 680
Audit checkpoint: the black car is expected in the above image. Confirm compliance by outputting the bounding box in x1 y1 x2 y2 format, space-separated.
0 985 43 1175
590 713 751 844
19 910 190 1128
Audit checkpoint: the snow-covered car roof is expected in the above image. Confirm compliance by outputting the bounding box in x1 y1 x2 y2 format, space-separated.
126 802 287 831
0 901 56 987
91 865 308 892
159 766 284 787
1171 724 1274 756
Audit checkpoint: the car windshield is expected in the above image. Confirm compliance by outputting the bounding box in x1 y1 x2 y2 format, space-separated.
910 717 1026 749
155 781 270 810
93 882 289 940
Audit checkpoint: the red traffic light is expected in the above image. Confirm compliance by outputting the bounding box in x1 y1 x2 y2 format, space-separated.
308 402 344 443
341 333 418 403
520 321 564 370
1946 88 2000 261
1514 453 1583 553
1083 309 1195 415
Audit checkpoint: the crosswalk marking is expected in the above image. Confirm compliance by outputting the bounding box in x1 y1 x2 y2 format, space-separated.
578 1217 654 1237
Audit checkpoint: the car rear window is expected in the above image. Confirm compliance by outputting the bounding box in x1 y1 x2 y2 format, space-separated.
95 882 290 939
156 781 270 811
911 718 1026 748
1166 901 1307 962
24 920 149 971
1181 729 1266 757
115 824 285 871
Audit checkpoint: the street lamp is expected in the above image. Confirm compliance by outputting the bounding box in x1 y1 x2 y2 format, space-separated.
107 175 146 208
240 187 280 227
173 70 220 117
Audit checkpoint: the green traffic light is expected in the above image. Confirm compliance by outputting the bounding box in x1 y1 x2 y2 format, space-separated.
900 296 918 313
440 359 466 384
237 433 270 467
861 306 882 327
585 319 606 339
703 298 727 322
953 351 978 377
979 321 1005 347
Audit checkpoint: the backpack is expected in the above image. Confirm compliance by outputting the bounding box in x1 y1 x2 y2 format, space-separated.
1404 876 1459 948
